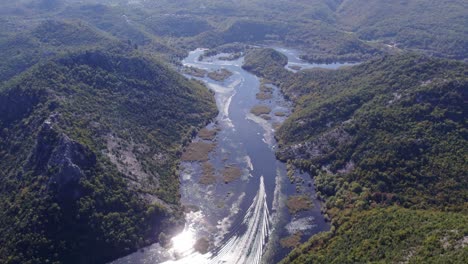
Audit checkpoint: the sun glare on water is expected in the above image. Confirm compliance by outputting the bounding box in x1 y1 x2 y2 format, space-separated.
171 229 196 253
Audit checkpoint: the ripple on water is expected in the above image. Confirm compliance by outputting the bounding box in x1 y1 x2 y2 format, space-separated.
285 216 317 235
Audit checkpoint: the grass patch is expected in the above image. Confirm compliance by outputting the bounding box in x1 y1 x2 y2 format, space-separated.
256 92 273 100
280 232 303 248
183 66 207 77
251 105 272 116
199 162 216 185
207 68 233 82
274 111 286 117
287 195 313 214
181 142 216 161
259 84 273 93
198 128 217 140
222 165 242 183
261 114 271 120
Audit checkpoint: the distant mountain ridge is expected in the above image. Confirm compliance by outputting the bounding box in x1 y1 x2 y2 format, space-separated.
1 0 466 68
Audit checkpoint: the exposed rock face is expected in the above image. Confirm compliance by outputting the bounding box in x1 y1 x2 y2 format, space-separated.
28 121 96 201
104 133 168 206
277 126 352 162
47 132 95 199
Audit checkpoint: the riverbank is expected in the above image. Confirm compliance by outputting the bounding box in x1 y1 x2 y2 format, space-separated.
112 47 335 264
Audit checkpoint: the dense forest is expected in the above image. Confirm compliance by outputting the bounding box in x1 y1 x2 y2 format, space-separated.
282 207 468 263
242 48 467 263
276 54 467 212
0 50 216 263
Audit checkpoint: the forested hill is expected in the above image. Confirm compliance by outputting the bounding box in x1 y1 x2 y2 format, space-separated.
0 19 121 83
242 48 468 263
0 50 217 263
335 0 468 59
282 207 468 263
276 54 467 212
1 0 466 68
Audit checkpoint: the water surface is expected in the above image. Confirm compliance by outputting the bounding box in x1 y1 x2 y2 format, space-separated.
272 47 356 72
112 48 331 264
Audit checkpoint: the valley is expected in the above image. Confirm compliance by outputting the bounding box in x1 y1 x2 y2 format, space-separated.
0 1 466 264
113 47 352 264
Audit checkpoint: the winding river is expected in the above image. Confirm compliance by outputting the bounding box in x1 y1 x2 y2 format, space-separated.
112 47 351 264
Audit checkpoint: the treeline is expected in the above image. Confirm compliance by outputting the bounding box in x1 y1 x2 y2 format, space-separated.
2 0 465 73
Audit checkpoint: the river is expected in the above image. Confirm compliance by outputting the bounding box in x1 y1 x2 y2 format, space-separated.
272 46 356 72
112 47 351 264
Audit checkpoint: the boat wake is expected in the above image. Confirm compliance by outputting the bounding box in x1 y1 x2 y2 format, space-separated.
163 176 271 264
209 176 270 264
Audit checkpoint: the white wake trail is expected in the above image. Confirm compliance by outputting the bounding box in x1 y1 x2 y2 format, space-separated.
208 176 270 264
162 176 271 264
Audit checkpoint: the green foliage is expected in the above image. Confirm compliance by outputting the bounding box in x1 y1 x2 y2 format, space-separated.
142 15 214 38
0 19 120 83
337 0 468 59
276 54 467 211
243 50 468 262
32 20 114 47
0 50 216 263
242 48 290 83
281 207 468 264
1 0 465 72
0 1 466 263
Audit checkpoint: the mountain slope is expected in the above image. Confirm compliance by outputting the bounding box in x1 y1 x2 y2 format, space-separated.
281 207 468 264
336 0 468 59
0 50 217 263
0 19 119 83
276 54 467 212
242 48 468 262
3 0 466 64
31 19 114 47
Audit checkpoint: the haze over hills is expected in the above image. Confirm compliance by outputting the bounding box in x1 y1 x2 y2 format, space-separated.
1 0 466 65
0 0 466 263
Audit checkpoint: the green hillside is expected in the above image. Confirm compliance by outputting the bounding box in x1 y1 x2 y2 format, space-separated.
242 48 468 263
281 207 468 264
276 54 467 212
336 0 468 59
31 19 113 47
0 19 119 83
2 0 466 64
242 48 288 76
132 0 467 60
0 50 216 263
